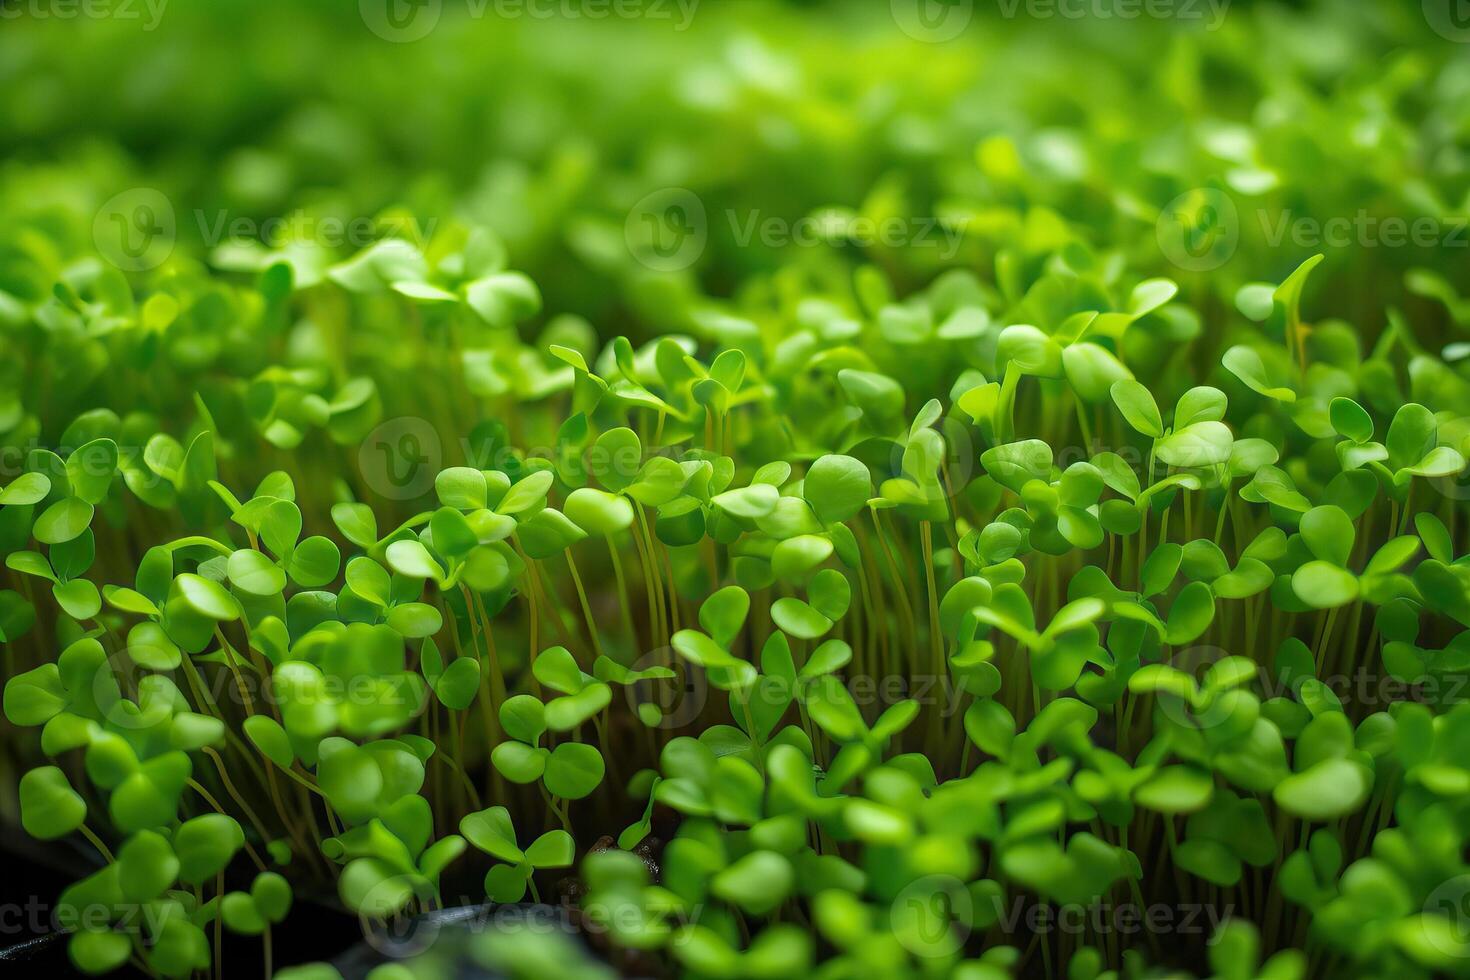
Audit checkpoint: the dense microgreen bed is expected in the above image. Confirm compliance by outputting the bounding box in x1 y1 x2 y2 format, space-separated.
4 2 1470 979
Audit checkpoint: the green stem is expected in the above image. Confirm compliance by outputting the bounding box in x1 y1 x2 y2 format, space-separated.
79 823 114 863
606 534 638 655
565 549 601 658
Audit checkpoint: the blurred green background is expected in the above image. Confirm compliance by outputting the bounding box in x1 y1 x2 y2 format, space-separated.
3 0 1468 340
